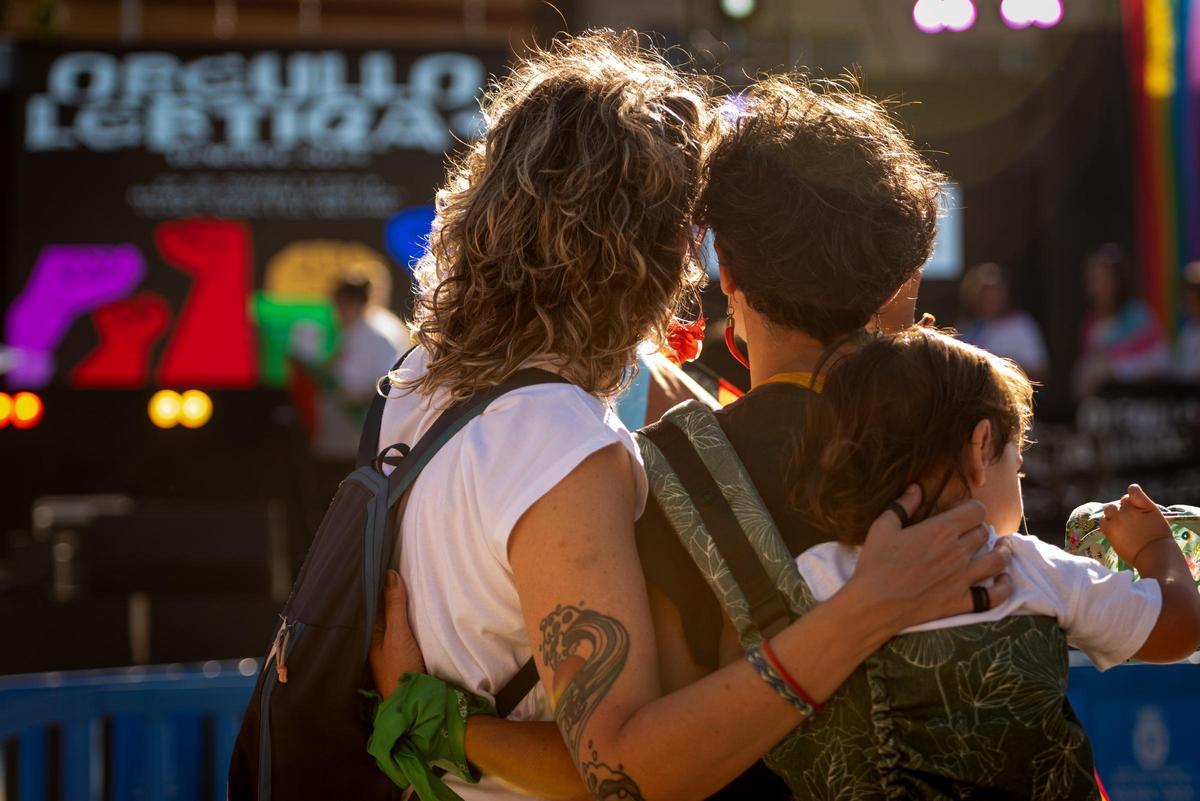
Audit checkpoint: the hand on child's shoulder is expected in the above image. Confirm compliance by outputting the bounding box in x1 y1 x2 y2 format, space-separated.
1098 484 1173 567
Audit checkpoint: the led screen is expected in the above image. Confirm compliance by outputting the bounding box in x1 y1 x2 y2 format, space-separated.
2 43 505 390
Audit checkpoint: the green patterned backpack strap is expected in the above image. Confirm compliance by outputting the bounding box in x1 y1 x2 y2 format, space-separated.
659 403 817 618
637 400 815 649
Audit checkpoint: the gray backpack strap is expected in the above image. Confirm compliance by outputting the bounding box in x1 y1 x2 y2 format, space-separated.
637 400 816 649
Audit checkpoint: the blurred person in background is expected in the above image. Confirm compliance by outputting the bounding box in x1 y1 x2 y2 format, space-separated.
289 272 411 558
1172 261 1200 383
289 273 413 462
307 273 412 462
1073 243 1169 398
956 261 1049 381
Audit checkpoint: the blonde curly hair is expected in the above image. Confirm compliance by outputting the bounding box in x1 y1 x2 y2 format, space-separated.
404 30 711 401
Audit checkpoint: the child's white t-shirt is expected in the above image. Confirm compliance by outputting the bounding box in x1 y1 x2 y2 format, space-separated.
796 530 1162 671
376 347 647 801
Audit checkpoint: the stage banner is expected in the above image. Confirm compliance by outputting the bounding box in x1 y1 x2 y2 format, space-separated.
2 43 506 390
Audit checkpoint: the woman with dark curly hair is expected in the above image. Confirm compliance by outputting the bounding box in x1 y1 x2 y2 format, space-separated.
368 41 1012 801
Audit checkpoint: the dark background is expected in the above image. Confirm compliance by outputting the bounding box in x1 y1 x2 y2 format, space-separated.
0 31 1137 534
1 42 507 536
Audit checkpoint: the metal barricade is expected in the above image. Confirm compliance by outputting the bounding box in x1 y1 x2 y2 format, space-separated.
1068 654 1200 799
0 657 1196 799
0 661 257 801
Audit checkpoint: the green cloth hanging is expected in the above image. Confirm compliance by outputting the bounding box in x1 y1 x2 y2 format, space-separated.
363 673 495 801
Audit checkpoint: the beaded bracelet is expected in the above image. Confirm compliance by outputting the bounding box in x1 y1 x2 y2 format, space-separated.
746 642 815 716
760 638 824 711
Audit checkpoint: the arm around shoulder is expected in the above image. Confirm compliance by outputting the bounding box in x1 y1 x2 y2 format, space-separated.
510 470 1012 801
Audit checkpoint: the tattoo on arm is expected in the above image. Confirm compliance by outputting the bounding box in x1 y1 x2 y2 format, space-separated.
539 604 646 801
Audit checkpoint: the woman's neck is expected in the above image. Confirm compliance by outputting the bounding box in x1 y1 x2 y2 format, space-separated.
740 308 833 388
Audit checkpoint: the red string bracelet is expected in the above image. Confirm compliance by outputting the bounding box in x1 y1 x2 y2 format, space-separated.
759 638 824 711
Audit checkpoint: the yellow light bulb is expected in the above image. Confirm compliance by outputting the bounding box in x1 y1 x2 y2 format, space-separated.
149 390 182 428
178 390 213 429
0 393 11 427
11 392 43 429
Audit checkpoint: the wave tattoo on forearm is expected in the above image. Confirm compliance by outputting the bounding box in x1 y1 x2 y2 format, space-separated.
539 604 645 801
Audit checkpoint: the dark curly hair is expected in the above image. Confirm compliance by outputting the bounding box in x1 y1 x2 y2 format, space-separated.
792 327 1034 545
699 75 944 344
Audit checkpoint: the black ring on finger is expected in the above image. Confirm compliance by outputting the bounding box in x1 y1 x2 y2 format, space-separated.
970 585 990 614
887 501 911 529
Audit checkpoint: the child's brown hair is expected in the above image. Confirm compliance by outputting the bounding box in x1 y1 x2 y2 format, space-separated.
792 327 1034 544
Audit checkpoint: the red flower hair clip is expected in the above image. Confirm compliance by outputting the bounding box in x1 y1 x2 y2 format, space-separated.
664 317 706 365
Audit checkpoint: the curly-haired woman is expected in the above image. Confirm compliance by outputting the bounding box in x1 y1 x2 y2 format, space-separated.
370 39 1011 801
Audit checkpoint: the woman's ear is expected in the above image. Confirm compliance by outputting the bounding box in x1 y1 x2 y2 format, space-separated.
963 419 993 488
875 271 923 334
715 241 737 297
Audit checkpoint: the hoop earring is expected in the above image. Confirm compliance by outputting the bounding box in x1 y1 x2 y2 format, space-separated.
725 307 750 369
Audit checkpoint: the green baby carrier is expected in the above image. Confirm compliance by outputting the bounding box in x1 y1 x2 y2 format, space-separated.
637 401 1101 801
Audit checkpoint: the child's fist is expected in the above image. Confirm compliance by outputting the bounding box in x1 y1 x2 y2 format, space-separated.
1099 484 1172 569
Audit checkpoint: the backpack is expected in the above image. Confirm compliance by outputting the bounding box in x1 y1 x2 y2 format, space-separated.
228 355 557 800
638 400 1099 800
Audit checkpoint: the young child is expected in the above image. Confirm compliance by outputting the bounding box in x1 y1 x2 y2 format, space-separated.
777 326 1200 800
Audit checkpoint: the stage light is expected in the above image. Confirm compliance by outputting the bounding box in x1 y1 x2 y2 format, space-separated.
914 0 943 33
1002 0 1035 27
0 393 11 428
945 0 977 31
1032 0 1063 27
720 0 757 20
11 392 43 429
913 0 977 34
178 390 213 429
149 390 182 429
1001 0 1062 29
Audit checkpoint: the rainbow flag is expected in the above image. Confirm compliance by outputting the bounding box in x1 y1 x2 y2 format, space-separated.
1124 0 1199 333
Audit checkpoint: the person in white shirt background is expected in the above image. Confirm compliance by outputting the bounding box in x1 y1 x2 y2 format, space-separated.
311 273 412 462
285 271 411 564
957 261 1050 382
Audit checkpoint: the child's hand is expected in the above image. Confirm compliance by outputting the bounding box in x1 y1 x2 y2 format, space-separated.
1099 484 1173 570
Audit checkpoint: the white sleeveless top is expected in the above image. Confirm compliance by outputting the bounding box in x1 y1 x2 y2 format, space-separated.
377 347 648 801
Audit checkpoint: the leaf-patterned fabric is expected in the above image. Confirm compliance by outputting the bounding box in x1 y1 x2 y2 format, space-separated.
638 401 1101 800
